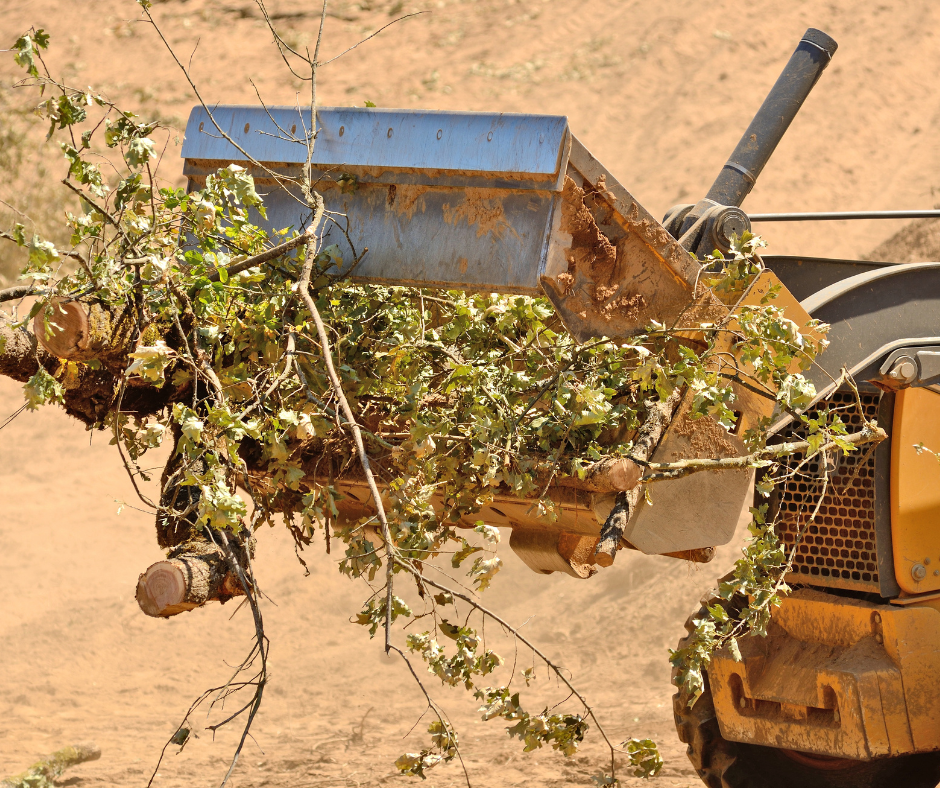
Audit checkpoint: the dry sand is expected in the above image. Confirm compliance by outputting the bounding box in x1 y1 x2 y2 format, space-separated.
0 374 745 787
0 1 938 786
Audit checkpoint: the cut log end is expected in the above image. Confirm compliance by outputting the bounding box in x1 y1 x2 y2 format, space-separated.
33 300 90 360
31 297 135 368
573 457 643 494
594 550 616 568
605 458 642 491
136 560 195 618
136 553 245 618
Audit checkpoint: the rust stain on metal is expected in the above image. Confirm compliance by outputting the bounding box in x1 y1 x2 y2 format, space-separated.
547 175 701 330
559 175 618 281
442 191 519 240
389 184 432 220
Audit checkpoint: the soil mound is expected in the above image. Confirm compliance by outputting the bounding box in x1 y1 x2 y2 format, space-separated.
866 218 940 263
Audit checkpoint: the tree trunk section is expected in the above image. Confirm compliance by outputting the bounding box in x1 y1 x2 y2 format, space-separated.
136 547 244 618
569 456 643 493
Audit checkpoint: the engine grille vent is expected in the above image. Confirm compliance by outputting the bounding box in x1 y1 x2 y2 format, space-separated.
776 390 884 594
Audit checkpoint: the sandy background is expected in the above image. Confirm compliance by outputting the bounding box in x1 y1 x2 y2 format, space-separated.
0 1 938 786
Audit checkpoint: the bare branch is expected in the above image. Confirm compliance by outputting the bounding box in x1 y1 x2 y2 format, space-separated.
208 529 268 788
316 12 428 68
303 1 329 202
249 77 304 143
140 7 300 193
254 0 313 81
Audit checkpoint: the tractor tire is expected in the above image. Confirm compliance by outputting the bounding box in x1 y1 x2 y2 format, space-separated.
672 602 940 788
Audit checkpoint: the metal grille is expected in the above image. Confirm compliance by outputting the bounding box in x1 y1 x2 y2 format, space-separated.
776 391 882 594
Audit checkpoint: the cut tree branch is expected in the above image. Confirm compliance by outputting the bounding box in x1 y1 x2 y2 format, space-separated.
203 224 317 285
0 315 55 381
394 560 620 781
31 298 137 367
0 229 87 267
594 387 683 566
298 220 401 653
574 456 642 493
0 284 38 303
642 423 887 483
136 549 245 618
315 12 427 68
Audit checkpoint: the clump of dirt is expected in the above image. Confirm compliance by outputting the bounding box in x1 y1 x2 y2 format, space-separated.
599 291 647 322
556 176 653 323
673 288 731 333
671 408 738 460
559 175 618 285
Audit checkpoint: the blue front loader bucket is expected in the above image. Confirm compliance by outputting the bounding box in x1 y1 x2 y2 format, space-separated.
181 106 706 344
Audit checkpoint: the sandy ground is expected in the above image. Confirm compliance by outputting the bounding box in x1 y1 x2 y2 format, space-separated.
1 1 940 786
0 374 747 787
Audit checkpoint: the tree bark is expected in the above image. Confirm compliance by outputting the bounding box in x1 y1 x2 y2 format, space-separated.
0 316 53 382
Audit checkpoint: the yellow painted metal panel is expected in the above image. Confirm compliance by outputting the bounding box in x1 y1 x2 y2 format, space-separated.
891 387 940 595
709 589 940 757
879 605 940 750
